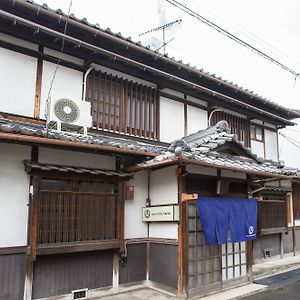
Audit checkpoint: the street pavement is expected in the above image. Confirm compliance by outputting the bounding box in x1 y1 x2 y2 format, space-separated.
242 268 300 300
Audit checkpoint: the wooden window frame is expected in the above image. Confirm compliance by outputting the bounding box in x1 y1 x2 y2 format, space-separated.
30 173 125 255
257 190 288 235
250 124 264 142
86 71 160 140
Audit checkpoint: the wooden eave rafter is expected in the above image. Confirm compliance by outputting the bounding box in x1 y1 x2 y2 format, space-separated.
0 7 297 126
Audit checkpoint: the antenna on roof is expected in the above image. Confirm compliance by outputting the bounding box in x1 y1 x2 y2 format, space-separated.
139 18 182 54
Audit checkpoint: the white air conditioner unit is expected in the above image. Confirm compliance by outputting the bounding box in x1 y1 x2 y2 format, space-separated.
47 98 92 135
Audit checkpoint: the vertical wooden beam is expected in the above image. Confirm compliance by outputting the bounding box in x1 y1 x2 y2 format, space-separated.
178 166 187 296
156 90 160 141
184 103 188 137
117 181 125 254
292 182 299 256
112 251 119 292
24 147 39 300
34 46 44 119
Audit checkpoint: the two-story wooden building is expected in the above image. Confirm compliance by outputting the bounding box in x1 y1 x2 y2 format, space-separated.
0 1 300 299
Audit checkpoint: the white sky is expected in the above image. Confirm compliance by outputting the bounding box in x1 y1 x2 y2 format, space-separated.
33 0 300 166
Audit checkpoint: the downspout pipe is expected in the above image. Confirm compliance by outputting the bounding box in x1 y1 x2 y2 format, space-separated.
208 109 224 127
82 66 94 101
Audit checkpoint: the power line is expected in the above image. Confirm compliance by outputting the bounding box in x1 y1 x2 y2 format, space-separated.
188 0 300 70
45 0 73 124
165 0 300 78
279 132 300 150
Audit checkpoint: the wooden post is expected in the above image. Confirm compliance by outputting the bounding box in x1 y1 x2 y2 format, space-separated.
177 166 188 297
34 46 44 119
112 251 119 292
24 147 39 300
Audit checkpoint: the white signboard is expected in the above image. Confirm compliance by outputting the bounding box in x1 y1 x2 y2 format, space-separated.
142 205 179 222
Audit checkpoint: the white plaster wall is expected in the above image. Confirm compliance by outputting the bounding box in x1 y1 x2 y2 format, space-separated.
0 48 37 117
279 120 300 169
160 97 184 143
251 140 265 159
148 166 178 240
186 95 207 107
124 171 148 239
186 165 217 176
44 48 84 66
0 32 38 51
150 166 178 205
149 223 178 240
187 105 207 135
264 129 278 161
40 61 83 119
221 170 246 179
39 148 116 170
0 143 30 247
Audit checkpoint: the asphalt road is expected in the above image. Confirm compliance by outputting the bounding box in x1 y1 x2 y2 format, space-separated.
242 268 300 300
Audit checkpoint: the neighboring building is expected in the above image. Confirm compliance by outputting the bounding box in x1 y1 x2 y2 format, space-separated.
0 1 300 299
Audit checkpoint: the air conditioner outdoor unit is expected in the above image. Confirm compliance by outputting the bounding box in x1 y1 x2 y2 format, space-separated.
47 98 92 135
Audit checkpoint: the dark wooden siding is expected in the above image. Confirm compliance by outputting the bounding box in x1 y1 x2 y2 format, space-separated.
253 234 280 261
119 243 147 284
149 243 178 288
210 111 250 147
0 253 26 300
32 250 113 299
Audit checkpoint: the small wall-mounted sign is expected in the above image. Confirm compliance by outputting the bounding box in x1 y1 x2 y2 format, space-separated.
142 205 179 222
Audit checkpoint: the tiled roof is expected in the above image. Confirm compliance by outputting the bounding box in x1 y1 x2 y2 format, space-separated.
0 118 166 155
23 160 133 178
133 121 300 177
21 0 299 118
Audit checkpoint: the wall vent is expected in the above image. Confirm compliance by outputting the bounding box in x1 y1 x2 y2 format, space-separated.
72 288 88 299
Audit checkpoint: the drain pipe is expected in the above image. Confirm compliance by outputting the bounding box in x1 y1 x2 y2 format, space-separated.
208 109 224 127
82 66 94 101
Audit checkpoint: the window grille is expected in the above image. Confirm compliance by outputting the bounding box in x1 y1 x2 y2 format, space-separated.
86 71 160 140
37 178 118 245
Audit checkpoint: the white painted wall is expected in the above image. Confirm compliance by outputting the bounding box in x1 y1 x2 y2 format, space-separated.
40 61 83 119
44 47 84 66
279 120 300 169
160 97 184 143
0 143 30 247
264 129 278 161
124 171 148 239
148 166 178 239
150 166 178 205
0 48 37 117
251 140 265 159
39 147 116 170
187 165 218 176
187 105 207 135
149 223 178 240
0 32 38 51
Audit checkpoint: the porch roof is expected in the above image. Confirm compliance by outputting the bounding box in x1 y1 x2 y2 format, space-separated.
0 118 166 157
23 160 133 179
129 121 300 179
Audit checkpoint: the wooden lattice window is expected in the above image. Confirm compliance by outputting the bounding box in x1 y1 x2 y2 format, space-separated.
258 190 288 234
210 111 250 147
86 71 160 140
37 178 118 245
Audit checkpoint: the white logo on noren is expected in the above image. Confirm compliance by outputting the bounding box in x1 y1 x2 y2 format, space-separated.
248 226 254 235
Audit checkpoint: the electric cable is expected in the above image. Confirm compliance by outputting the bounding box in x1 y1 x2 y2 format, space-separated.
165 0 300 78
45 0 73 127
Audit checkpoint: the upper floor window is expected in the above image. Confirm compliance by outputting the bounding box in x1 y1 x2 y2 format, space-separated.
86 71 160 140
250 125 263 142
210 111 250 147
